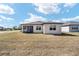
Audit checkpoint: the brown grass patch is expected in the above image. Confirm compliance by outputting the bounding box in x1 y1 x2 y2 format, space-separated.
0 31 79 56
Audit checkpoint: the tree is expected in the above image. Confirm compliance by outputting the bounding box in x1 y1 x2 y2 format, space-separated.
13 26 18 30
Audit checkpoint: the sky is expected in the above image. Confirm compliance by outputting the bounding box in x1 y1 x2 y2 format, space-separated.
0 3 79 28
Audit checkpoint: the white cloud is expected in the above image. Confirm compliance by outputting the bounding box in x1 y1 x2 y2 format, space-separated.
52 19 62 22
34 3 60 14
50 16 79 22
64 3 77 8
21 13 79 24
61 16 79 22
6 18 14 21
0 15 6 19
0 0 79 3
0 15 14 27
0 15 14 21
62 3 77 13
0 19 2 21
0 24 4 27
0 4 15 15
21 13 46 24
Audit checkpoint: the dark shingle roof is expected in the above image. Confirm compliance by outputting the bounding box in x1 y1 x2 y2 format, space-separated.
21 21 43 25
21 21 63 25
43 22 63 24
63 23 79 26
0 26 3 28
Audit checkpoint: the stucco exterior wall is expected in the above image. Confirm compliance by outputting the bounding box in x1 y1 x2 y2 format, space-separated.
61 26 79 32
43 24 62 34
33 25 43 33
61 26 70 32
22 24 63 34
21 25 24 32
21 25 28 32
70 26 79 32
21 25 43 33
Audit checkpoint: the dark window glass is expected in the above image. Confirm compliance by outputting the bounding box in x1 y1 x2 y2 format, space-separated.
23 26 26 29
50 27 56 30
36 26 41 30
36 27 38 30
53 28 56 30
72 26 78 30
50 27 53 30
39 27 41 30
49 25 56 31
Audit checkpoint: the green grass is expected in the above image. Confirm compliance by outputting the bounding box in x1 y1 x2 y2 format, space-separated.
0 31 79 56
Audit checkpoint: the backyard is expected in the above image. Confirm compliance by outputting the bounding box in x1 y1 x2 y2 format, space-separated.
0 31 79 56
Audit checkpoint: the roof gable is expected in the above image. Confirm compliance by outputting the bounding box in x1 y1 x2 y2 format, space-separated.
63 23 79 26
21 21 63 25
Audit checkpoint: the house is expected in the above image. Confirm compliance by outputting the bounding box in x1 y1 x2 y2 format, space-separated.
61 23 79 32
21 21 63 34
0 26 5 31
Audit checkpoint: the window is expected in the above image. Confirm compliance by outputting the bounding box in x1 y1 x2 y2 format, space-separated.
50 27 53 30
49 25 56 30
72 26 78 30
39 27 41 30
53 27 56 30
36 26 41 30
23 26 26 29
49 27 56 30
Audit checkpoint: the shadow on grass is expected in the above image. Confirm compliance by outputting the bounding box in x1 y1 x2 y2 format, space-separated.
22 32 77 36
22 32 43 34
53 33 77 36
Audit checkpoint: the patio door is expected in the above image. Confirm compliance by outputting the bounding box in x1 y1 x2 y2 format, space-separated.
27 26 33 33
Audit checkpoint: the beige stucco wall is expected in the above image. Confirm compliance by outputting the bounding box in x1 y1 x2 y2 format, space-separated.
33 25 43 33
61 26 79 32
21 25 24 32
61 26 70 32
22 25 29 32
22 24 63 34
21 24 43 33
43 24 62 34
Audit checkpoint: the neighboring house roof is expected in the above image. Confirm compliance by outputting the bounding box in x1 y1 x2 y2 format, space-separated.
0 26 4 29
21 21 63 25
63 23 79 26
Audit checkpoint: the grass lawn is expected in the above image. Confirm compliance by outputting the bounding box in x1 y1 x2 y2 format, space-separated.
0 31 79 56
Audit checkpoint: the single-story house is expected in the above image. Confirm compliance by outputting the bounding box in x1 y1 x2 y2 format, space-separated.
0 26 5 31
61 23 79 32
21 21 63 34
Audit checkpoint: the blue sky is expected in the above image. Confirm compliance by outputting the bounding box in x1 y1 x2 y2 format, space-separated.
0 3 79 27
